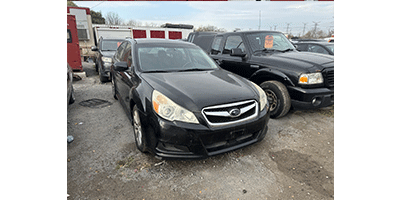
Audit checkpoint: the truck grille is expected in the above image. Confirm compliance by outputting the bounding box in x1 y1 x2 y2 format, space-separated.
201 100 258 126
324 68 334 87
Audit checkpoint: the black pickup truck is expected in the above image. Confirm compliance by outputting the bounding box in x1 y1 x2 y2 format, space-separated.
191 31 334 118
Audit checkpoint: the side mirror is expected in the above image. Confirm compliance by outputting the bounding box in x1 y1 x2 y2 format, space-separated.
91 46 98 51
230 48 246 58
114 61 129 71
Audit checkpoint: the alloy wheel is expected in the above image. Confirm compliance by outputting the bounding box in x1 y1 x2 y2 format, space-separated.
133 109 143 147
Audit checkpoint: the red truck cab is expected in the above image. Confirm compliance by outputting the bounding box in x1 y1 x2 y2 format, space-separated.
67 14 83 71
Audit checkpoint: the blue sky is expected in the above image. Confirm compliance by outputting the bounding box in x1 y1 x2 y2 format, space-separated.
73 1 333 36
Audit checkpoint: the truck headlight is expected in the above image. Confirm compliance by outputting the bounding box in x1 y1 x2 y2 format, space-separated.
251 82 269 111
101 57 112 63
298 72 323 84
152 90 199 124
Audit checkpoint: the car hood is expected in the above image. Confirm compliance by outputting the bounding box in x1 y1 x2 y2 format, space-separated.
252 51 334 72
100 50 117 58
140 69 258 112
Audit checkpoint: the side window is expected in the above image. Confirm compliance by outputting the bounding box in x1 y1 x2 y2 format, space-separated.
115 41 127 61
122 42 132 67
296 44 308 51
223 35 246 54
67 30 72 43
188 34 194 42
309 44 329 54
210 36 223 55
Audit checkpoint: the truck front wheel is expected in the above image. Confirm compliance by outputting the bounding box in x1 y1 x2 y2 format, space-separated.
260 81 291 119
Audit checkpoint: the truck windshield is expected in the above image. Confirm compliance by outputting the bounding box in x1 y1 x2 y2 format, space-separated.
246 32 295 53
138 46 219 72
101 40 124 51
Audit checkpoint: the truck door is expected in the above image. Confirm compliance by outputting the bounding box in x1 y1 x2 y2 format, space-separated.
214 35 252 79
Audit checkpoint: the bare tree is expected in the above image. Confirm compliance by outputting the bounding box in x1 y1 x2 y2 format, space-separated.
105 12 123 25
195 25 226 32
125 19 142 27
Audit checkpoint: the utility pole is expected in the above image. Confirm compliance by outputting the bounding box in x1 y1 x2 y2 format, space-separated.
302 22 307 36
312 21 320 38
286 23 290 34
258 10 261 30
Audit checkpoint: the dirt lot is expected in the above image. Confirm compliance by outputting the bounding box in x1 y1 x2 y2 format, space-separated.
67 62 334 200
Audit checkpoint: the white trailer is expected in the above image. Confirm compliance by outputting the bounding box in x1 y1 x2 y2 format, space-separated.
93 27 133 46
92 24 193 41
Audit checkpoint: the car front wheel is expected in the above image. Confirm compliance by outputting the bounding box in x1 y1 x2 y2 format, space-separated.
260 80 291 119
132 105 147 153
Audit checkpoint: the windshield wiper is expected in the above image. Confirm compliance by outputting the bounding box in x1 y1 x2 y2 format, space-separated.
177 68 212 72
278 48 295 52
253 48 278 54
254 48 294 54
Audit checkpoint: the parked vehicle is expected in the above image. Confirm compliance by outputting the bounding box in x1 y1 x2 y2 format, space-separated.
67 64 75 105
295 41 334 55
192 30 334 118
67 14 82 71
67 7 96 62
92 38 125 82
186 32 218 50
111 38 270 159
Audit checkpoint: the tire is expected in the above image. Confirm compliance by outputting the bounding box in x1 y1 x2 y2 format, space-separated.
111 75 118 100
68 86 75 105
132 105 148 153
99 74 108 83
260 80 291 119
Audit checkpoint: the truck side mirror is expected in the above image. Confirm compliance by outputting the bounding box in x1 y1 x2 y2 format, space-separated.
114 61 129 71
230 48 246 58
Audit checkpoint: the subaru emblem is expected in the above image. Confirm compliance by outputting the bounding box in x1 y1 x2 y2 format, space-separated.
229 108 241 117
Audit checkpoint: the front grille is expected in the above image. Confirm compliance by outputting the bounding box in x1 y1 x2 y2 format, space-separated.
202 100 258 126
324 68 334 87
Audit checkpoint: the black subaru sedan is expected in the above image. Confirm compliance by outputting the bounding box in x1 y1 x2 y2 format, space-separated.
111 38 270 159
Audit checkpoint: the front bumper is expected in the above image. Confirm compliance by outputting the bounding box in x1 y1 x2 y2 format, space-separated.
287 86 334 110
143 109 269 159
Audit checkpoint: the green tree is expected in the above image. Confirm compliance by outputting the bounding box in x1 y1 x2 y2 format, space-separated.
67 1 77 7
91 10 105 24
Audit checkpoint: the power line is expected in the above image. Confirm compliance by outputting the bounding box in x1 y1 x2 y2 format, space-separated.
91 1 105 9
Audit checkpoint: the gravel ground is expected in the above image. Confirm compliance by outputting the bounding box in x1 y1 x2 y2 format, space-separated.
67 62 334 200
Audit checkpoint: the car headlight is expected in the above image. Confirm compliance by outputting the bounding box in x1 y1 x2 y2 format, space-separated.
152 90 199 124
298 72 323 84
101 57 112 63
250 82 269 111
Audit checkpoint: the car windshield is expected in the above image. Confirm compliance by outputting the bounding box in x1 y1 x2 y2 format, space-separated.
101 40 123 51
246 32 295 53
138 45 219 72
